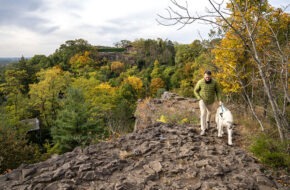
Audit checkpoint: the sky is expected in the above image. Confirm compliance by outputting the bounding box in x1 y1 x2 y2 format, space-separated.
0 0 288 57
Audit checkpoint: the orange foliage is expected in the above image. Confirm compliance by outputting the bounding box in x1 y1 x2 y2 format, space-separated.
110 61 125 74
150 78 165 96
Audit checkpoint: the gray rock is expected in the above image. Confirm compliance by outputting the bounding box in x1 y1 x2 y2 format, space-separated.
22 167 36 179
0 121 280 190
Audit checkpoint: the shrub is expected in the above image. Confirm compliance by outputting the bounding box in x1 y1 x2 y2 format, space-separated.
0 127 39 174
250 134 290 170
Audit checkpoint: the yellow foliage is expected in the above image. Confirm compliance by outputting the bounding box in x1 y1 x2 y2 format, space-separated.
124 76 143 96
125 76 143 91
150 78 165 96
29 67 71 126
157 115 167 123
72 78 117 116
110 61 125 74
180 118 189 124
69 51 94 70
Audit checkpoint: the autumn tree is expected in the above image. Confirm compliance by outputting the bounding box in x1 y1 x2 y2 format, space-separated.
150 59 162 79
0 70 29 123
110 61 125 76
158 0 289 141
50 39 97 70
150 78 165 97
29 67 71 128
69 51 96 76
124 76 143 98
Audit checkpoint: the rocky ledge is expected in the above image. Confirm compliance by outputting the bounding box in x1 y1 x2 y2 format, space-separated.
0 122 282 190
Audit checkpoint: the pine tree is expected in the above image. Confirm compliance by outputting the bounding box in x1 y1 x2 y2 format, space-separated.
51 88 105 153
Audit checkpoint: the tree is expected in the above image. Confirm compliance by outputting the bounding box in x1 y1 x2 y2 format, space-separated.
132 38 175 67
150 78 165 96
29 67 71 128
69 51 96 76
50 39 97 71
175 40 204 65
150 59 162 79
124 76 143 98
0 120 38 173
114 40 132 48
0 70 29 123
157 0 289 141
51 88 105 153
110 61 125 76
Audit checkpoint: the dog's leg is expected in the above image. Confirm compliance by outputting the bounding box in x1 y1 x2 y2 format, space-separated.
227 125 233 145
217 121 223 137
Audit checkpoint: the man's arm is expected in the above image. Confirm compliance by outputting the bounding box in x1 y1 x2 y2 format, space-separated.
194 80 201 100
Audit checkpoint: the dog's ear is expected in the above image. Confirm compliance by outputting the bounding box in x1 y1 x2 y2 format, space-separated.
232 123 238 127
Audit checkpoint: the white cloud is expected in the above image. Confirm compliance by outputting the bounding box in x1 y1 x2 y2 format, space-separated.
0 0 288 57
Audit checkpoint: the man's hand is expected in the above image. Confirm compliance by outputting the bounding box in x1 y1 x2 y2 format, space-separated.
193 99 200 103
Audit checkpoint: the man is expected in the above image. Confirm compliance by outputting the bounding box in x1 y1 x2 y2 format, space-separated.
194 70 222 136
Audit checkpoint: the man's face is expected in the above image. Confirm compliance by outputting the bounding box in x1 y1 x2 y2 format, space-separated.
204 73 211 82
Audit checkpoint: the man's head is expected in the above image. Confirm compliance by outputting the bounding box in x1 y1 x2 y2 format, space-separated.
204 70 212 83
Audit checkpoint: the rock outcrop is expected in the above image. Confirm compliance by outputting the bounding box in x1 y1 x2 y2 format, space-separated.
0 92 287 190
0 123 282 190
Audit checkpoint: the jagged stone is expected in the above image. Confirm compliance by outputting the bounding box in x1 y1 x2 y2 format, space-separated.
64 169 76 179
22 167 37 179
6 170 21 181
256 174 276 187
195 160 209 168
43 182 59 190
80 171 95 181
0 174 7 182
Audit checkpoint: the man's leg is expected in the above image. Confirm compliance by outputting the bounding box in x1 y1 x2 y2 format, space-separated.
205 103 214 130
199 100 207 135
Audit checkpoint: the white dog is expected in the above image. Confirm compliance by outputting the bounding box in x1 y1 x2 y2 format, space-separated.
215 104 234 145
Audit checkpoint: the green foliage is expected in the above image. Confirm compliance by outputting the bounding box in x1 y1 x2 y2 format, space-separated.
109 98 135 134
175 40 204 65
50 39 97 70
29 67 71 128
39 141 61 161
178 79 194 98
162 66 175 89
250 134 290 170
28 54 52 69
150 60 162 79
156 88 166 98
132 38 175 67
51 88 107 153
0 126 39 173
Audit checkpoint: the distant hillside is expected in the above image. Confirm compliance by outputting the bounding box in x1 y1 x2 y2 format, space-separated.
0 57 20 65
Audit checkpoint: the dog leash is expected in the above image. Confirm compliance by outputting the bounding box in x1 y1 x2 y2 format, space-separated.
220 104 226 118
221 104 225 112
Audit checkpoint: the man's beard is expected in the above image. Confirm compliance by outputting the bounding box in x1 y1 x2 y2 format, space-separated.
205 79 212 84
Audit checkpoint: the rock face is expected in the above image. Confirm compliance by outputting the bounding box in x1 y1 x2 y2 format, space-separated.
0 123 280 190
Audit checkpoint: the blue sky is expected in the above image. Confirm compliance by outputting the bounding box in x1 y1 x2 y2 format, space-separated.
0 0 288 57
